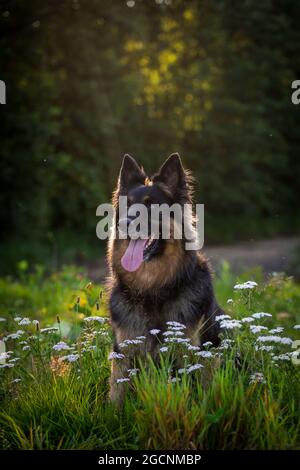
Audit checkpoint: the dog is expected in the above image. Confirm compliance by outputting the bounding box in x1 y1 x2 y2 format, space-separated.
107 153 223 403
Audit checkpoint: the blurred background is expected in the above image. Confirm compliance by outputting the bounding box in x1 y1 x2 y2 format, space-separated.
0 0 299 278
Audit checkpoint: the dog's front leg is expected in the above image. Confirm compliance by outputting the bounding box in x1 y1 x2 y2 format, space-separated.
109 355 131 406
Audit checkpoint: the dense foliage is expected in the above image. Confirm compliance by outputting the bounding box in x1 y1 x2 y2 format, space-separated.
0 0 299 270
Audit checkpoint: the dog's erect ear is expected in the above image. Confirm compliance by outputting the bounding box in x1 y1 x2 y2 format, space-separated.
118 154 145 190
153 153 185 196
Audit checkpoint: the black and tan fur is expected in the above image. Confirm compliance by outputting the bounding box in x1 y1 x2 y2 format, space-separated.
107 153 223 403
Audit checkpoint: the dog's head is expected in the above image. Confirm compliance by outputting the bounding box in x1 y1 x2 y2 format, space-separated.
109 153 194 287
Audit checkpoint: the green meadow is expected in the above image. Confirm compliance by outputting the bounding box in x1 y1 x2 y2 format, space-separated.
0 263 299 450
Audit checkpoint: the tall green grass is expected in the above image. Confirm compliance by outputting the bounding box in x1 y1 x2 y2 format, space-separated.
0 264 299 450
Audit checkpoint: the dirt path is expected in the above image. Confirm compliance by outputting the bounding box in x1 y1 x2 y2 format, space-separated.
205 237 299 274
86 237 300 282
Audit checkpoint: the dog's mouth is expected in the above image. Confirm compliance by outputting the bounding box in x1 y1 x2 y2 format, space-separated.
121 237 159 272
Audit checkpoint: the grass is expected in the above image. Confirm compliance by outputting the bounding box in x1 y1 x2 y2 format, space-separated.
0 263 300 450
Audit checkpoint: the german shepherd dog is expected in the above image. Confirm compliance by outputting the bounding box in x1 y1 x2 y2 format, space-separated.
107 153 223 403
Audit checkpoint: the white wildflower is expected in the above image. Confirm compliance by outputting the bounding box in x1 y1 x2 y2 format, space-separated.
0 352 11 361
202 341 213 347
14 317 22 322
168 326 186 331
9 358 20 363
136 336 146 340
11 378 21 383
32 320 39 325
269 327 284 334
128 368 139 376
116 377 130 383
252 312 272 319
250 325 268 334
187 345 200 351
22 346 31 351
0 317 6 322
279 337 293 345
272 354 291 361
166 321 186 328
40 327 58 334
256 335 293 346
291 351 300 362
178 368 187 374
249 372 266 385
18 318 31 326
220 319 242 329
5 330 24 340
163 330 184 337
241 317 255 323
84 316 106 323
219 343 231 350
293 325 300 330
234 281 258 290
53 341 71 351
222 339 234 344
227 298 233 304
124 339 143 345
60 354 79 363
108 351 125 360
169 377 181 383
187 364 204 373
149 329 161 335
163 337 176 342
195 350 213 358
215 314 231 322
159 346 168 353
0 363 14 368
164 337 190 344
255 345 274 352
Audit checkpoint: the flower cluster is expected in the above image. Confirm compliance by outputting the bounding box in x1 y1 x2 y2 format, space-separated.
234 281 258 290
249 372 266 385
1 279 299 393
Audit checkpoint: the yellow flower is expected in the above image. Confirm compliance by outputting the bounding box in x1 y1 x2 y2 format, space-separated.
79 296 87 307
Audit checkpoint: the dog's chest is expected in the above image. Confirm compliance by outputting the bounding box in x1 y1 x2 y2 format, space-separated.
111 284 201 352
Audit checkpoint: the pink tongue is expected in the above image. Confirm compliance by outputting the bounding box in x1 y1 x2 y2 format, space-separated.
121 239 148 272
